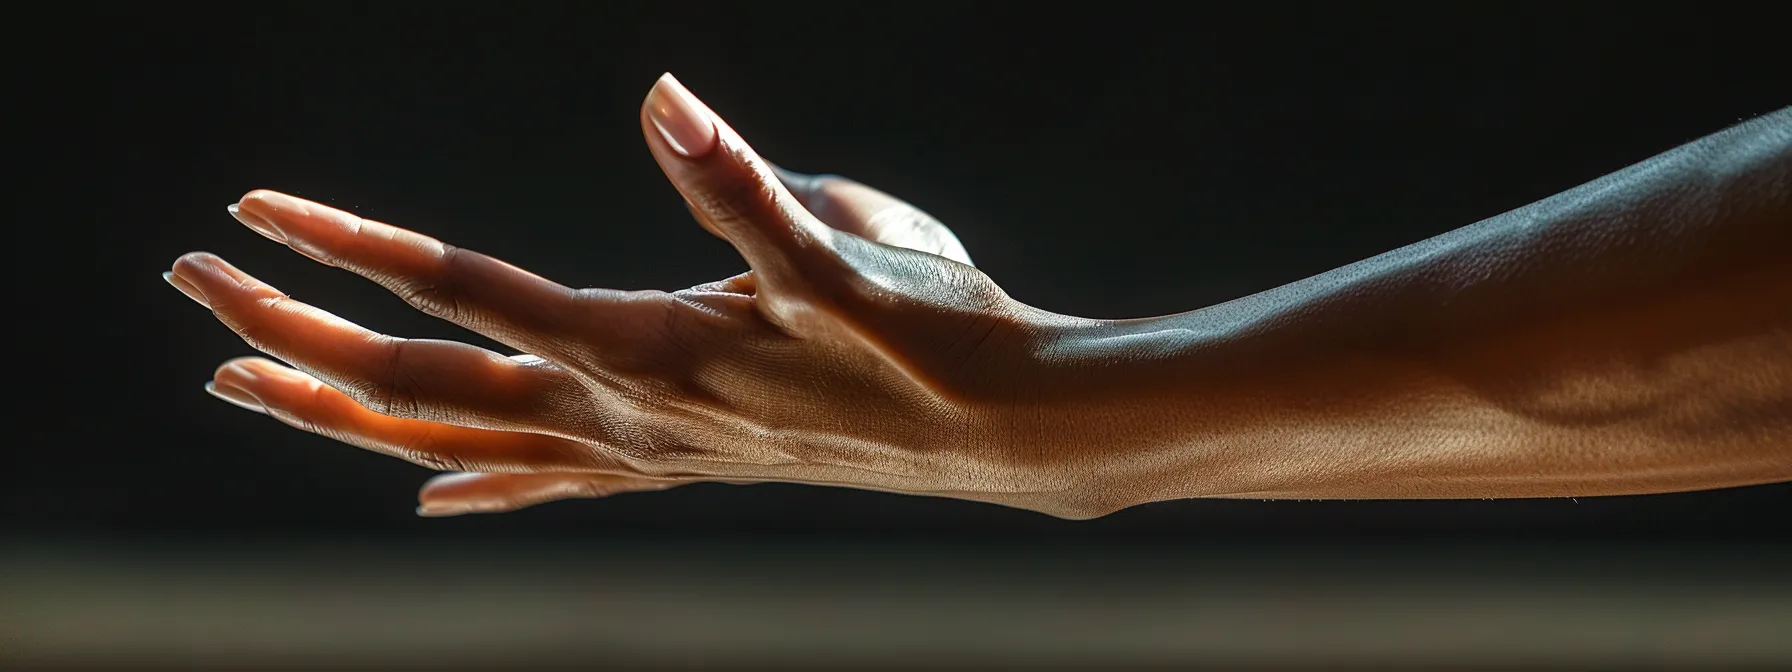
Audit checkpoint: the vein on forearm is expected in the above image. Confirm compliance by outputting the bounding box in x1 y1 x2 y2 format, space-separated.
1045 107 1792 499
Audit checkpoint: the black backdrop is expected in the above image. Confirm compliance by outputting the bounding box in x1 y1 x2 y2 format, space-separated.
11 3 1789 544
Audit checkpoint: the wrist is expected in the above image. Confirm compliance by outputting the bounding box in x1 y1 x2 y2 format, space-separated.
988 309 1243 515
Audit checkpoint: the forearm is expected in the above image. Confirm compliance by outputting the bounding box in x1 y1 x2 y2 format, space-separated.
1033 108 1792 506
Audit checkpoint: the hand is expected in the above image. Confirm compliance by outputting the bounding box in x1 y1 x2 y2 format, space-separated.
168 74 1118 519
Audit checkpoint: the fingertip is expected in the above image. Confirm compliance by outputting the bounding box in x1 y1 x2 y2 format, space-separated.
228 200 288 244
237 188 276 205
204 380 267 414
213 358 250 381
213 356 269 381
234 190 288 223
418 471 486 496
171 250 223 275
171 253 269 300
213 358 313 396
219 354 273 370
163 269 210 308
175 250 259 282
643 72 719 158
237 189 302 212
416 473 522 517
415 503 473 518
237 190 349 236
168 252 232 303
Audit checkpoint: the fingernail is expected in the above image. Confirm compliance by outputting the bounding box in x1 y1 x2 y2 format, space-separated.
416 502 473 518
215 358 265 385
645 73 717 158
227 203 287 244
163 271 210 309
204 380 267 414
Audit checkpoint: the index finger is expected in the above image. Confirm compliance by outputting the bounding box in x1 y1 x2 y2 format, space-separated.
230 190 594 360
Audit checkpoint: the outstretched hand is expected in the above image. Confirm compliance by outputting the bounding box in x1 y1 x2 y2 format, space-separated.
168 74 1114 519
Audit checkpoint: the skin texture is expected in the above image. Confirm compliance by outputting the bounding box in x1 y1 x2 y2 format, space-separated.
166 75 1792 519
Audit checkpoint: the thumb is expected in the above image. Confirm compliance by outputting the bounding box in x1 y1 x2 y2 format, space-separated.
640 74 840 302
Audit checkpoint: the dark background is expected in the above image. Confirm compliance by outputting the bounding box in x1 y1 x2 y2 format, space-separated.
9 3 1792 667
11 2 1789 543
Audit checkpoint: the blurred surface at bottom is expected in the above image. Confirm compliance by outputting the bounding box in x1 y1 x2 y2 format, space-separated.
3 540 1788 669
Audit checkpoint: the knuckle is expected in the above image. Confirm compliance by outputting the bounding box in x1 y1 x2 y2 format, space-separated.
595 424 691 469
369 338 428 420
226 318 272 353
286 409 326 439
406 450 468 473
389 425 472 473
579 292 715 386
389 244 468 322
214 295 286 351
271 382 331 437
394 428 437 462
624 294 700 362
693 174 782 227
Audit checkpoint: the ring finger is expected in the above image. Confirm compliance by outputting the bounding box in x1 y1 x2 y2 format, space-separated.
169 252 580 435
